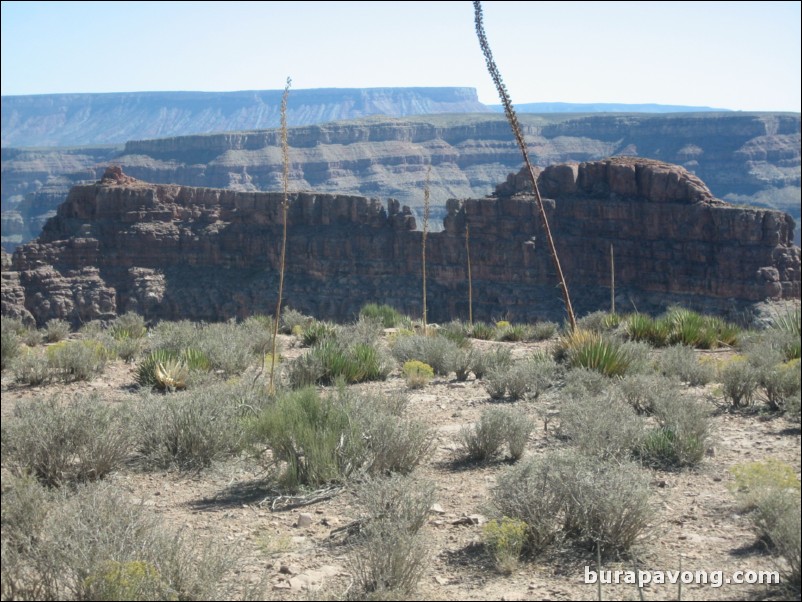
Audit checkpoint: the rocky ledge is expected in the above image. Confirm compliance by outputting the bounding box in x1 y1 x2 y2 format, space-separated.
2 160 799 325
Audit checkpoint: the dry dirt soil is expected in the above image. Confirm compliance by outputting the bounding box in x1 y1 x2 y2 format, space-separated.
2 334 800 601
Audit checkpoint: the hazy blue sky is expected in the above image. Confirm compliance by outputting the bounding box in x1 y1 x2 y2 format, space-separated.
2 1 800 111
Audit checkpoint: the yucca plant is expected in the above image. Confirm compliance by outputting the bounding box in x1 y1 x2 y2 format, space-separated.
560 329 632 377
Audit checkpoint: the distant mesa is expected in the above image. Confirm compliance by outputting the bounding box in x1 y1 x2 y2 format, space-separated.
2 160 798 327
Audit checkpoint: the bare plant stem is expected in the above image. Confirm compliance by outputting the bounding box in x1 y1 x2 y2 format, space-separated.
473 1 577 331
422 165 431 335
610 243 615 315
269 76 291 394
466 222 473 326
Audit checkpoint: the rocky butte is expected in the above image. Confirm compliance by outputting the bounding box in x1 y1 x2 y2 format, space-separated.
2 160 799 326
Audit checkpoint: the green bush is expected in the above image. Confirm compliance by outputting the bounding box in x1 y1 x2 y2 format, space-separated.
403 359 433 389
2 395 130 487
559 394 643 460
659 344 715 386
438 320 472 348
250 387 365 489
0 478 231 601
359 303 408 328
43 319 70 343
134 383 249 471
348 475 434 599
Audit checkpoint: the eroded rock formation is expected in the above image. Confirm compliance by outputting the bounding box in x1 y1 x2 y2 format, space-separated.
3 160 799 326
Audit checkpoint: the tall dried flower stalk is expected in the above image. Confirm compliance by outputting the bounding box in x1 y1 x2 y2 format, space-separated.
269 76 292 394
466 222 473 326
610 243 615 314
473 1 577 331
421 164 431 335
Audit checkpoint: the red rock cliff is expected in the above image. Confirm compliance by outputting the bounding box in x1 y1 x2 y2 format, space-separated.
2 160 798 325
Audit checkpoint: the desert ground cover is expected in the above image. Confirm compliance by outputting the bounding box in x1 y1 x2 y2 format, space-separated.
1 304 800 601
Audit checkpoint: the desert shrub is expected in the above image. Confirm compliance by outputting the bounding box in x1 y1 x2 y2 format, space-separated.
617 373 680 414
287 348 325 388
359 303 408 328
459 406 533 462
198 321 259 374
43 318 70 343
240 314 275 355
280 307 311 334
109 311 147 340
720 356 760 407
0 478 230 601
134 384 248 471
319 340 392 385
11 348 51 385
496 323 533 342
641 393 712 467
788 390 802 423
2 395 130 486
559 329 633 377
251 387 364 489
759 359 802 411
46 340 108 382
484 353 557 401
301 320 337 347
470 321 495 340
561 367 611 399
351 394 434 475
403 360 433 389
658 344 715 386
470 345 512 379
577 311 621 334
391 333 459 376
437 320 471 348
147 319 199 353
348 475 434 599
753 491 801 592
483 517 527 574
1 317 22 370
729 459 801 592
729 459 801 512
530 321 558 341
447 346 475 381
555 452 653 554
490 454 564 553
339 316 384 346
22 326 42 347
558 394 643 460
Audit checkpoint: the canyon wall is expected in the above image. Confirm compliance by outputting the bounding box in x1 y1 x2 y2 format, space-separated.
3 112 799 252
3 160 798 326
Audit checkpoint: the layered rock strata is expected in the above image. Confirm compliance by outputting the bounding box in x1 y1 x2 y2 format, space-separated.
3 161 799 326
